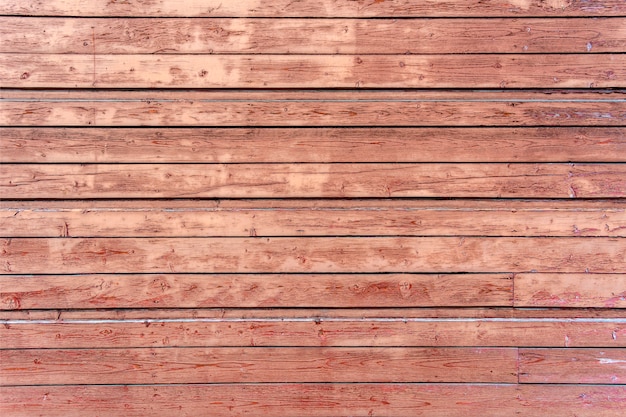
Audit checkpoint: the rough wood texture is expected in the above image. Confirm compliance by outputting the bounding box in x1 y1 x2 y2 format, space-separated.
2 127 625 163
2 163 625 199
3 17 625 54
1 384 625 417
2 54 624 88
2 0 624 17
520 348 626 383
2 237 624 274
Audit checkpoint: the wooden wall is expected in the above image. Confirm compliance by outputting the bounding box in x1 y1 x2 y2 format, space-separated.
1 1 625 415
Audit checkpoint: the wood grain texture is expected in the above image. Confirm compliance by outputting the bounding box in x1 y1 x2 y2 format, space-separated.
0 347 518 385
3 127 625 163
3 17 625 54
2 163 625 199
515 273 626 308
2 203 625 237
1 384 624 417
3 97 623 127
2 54 624 88
520 348 626 383
1 0 624 17
1 237 623 274
2 319 624 349
0 273 513 309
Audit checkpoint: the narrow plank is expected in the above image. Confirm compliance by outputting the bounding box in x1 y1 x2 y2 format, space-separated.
515 273 626 308
2 54 624 88
1 384 624 417
0 273 513 309
1 237 623 274
2 319 624 349
3 18 625 54
1 0 624 17
2 163 625 199
520 348 626 384
0 347 518 385
3 128 625 163
2 203 625 237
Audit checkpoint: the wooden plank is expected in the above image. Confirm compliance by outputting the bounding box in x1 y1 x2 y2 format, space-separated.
515 273 626 308
1 384 624 417
2 17 625 54
1 237 623 274
0 273 513 309
2 98 623 127
2 127 625 163
1 203 625 237
2 163 625 199
2 54 624 89
1 0 624 17
520 348 626 383
0 347 518 385
2 318 625 349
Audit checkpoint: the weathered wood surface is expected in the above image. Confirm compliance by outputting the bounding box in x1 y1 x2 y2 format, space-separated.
2 163 625 199
2 318 624 349
2 237 624 274
3 128 625 163
2 201 624 237
2 54 624 88
520 348 626 383
2 0 624 17
0 347 518 385
3 17 625 54
1 384 625 417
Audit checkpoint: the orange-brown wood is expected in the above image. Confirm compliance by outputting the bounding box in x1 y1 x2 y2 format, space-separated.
2 128 625 163
2 54 624 88
3 17 625 54
0 347 518 385
1 384 624 417
2 163 625 199
1 237 623 274
520 348 626 383
515 273 626 308
2 0 624 17
2 319 624 349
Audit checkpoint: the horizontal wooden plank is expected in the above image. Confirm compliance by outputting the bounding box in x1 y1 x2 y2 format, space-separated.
1 237 623 274
515 273 626 308
0 273 513 309
1 54 624 89
1 384 624 417
2 0 624 17
2 18 625 54
0 347 518 385
2 127 625 163
2 318 624 349
520 348 626 383
1 203 624 237
2 98 623 127
2 163 625 199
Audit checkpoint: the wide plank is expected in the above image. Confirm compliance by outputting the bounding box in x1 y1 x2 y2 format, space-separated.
1 237 623 274
2 318 624 349
2 98 623 127
515 273 626 308
1 0 623 17
1 384 624 417
0 273 513 309
2 163 625 199
2 127 625 163
1 203 624 237
0 347 518 385
2 18 625 54
1 54 624 89
520 348 626 383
